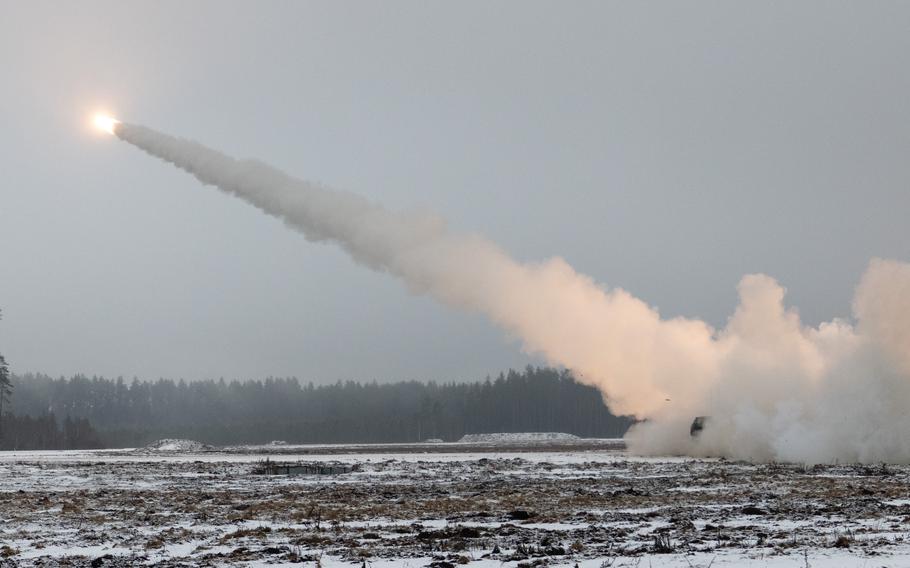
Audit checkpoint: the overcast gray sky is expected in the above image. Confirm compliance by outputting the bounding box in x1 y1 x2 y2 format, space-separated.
0 1 907 382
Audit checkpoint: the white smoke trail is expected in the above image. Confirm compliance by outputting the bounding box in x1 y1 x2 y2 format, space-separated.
115 122 910 463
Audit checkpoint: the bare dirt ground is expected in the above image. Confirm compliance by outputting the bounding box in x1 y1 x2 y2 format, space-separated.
0 444 909 567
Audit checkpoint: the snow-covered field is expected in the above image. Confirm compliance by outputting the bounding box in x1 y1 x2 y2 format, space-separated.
0 444 908 567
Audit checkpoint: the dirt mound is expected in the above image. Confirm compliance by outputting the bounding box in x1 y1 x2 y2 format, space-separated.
141 439 214 452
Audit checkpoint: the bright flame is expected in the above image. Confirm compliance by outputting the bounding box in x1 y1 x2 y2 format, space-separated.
93 114 120 135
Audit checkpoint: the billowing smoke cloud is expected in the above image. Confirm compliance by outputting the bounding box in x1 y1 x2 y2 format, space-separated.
115 123 910 463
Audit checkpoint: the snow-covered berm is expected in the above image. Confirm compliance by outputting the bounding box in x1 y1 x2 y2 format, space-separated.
141 438 213 452
458 432 579 443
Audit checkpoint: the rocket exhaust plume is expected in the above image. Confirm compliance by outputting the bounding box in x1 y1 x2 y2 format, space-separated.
111 120 910 464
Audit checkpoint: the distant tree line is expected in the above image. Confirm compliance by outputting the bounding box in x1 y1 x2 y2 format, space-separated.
0 309 101 450
1 414 101 451
7 367 631 448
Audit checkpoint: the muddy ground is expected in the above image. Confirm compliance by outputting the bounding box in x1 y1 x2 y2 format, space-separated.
0 448 909 566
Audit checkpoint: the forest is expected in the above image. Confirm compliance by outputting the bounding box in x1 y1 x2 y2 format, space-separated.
3 367 632 449
1 413 101 451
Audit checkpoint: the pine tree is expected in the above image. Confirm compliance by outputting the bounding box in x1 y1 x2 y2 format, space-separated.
0 309 11 441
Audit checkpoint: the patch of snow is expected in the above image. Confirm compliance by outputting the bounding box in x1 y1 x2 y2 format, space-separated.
457 432 580 443
140 438 214 452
